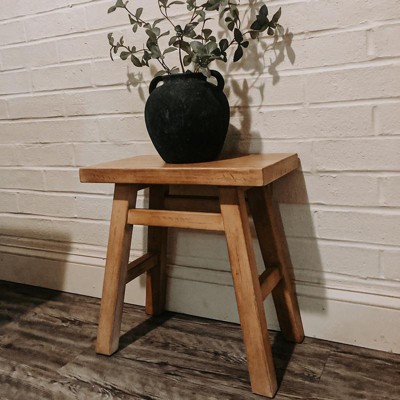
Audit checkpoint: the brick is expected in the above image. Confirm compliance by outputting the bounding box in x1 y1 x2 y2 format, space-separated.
16 144 75 166
18 192 75 217
97 115 148 142
0 192 19 213
314 138 400 171
274 173 379 207
44 169 114 195
242 105 373 140
65 88 145 116
279 204 318 239
0 145 19 166
226 139 313 172
91 59 152 88
0 169 45 190
25 8 87 40
375 103 400 135
85 0 129 30
265 30 368 72
32 62 92 91
382 250 400 280
0 0 91 21
73 142 156 166
1 214 54 241
227 74 304 107
288 238 380 278
1 42 58 70
0 20 26 46
317 211 400 246
370 24 400 57
0 100 8 119
57 31 110 62
7 93 65 119
75 195 112 220
380 176 400 206
51 218 110 246
0 70 31 96
307 0 400 32
307 65 400 103
0 118 99 144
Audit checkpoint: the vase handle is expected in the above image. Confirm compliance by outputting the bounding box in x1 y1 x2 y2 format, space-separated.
210 70 225 91
149 75 164 94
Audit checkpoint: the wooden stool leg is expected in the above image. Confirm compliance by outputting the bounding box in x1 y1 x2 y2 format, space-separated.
146 185 168 316
96 184 138 355
248 185 304 343
219 187 278 398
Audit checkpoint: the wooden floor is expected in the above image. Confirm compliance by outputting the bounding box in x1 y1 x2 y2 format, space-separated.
0 281 399 400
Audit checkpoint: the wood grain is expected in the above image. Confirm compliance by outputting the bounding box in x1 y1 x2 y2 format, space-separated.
259 265 283 300
146 185 169 316
219 187 278 397
128 209 225 231
0 281 399 400
125 253 158 284
79 153 299 187
248 186 305 344
96 184 138 356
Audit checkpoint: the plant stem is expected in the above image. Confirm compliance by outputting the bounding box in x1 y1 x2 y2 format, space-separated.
178 38 185 73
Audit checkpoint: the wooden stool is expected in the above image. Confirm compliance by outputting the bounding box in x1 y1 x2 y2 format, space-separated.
79 153 304 398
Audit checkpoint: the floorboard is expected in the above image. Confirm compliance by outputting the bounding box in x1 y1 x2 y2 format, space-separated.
0 281 399 400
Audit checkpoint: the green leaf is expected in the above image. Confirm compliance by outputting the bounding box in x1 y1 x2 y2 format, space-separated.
131 54 142 67
183 54 192 66
153 18 165 26
241 41 249 48
149 44 162 59
135 7 143 18
250 30 259 39
180 40 191 54
233 45 243 62
202 29 212 39
169 1 185 6
120 51 130 60
250 19 263 31
115 0 125 8
234 28 243 43
271 7 282 23
107 32 114 45
206 41 218 54
191 41 207 54
146 29 157 41
219 38 229 52
132 23 138 33
107 5 117 13
259 4 268 17
164 47 178 55
169 36 178 46
159 30 170 39
155 70 167 77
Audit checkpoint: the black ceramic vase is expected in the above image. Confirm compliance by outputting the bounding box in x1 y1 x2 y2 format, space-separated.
144 70 230 164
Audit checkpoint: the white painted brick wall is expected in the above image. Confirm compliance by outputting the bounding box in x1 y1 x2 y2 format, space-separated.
0 0 399 351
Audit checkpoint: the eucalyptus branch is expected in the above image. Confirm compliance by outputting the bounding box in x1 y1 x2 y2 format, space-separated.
107 0 284 76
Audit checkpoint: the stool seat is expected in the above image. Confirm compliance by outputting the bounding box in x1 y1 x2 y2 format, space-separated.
79 153 304 398
79 153 299 186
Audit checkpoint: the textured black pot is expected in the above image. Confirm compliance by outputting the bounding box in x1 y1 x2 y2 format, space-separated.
144 70 230 164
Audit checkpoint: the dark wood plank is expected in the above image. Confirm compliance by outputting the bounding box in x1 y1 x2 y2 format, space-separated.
0 281 399 400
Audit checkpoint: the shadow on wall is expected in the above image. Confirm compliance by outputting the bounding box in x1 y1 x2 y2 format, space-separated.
273 168 326 316
0 229 70 328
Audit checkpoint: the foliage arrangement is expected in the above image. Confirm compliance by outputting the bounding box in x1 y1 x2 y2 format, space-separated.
107 0 283 77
